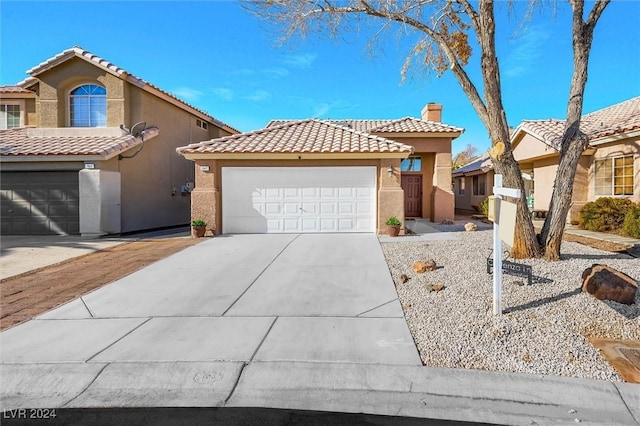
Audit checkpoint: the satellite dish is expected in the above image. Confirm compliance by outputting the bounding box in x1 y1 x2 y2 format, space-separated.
130 121 147 138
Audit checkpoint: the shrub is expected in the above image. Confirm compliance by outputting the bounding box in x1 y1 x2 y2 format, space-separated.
623 205 640 238
191 219 206 227
478 197 489 216
578 197 634 232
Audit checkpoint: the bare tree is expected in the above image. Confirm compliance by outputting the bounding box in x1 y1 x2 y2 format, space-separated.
244 0 610 260
453 144 481 169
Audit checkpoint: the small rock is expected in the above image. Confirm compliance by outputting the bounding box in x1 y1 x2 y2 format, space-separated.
400 274 409 283
441 219 454 225
513 280 525 287
432 284 445 292
581 264 637 305
425 284 434 292
464 222 478 232
568 409 577 414
424 259 437 271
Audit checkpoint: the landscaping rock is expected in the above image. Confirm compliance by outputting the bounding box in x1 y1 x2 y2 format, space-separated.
413 262 427 273
465 222 478 232
441 219 454 225
400 274 409 283
414 260 437 273
581 264 638 305
426 283 445 292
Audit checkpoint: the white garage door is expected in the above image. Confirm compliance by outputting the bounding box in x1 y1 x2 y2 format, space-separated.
222 167 376 233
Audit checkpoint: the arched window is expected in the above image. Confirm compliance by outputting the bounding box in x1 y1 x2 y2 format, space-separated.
69 84 106 127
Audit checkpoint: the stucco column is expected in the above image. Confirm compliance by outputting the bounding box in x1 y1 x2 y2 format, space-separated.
378 159 405 234
191 160 218 235
79 169 121 236
432 152 454 222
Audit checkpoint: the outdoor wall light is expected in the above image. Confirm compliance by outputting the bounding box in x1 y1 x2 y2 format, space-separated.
387 166 393 176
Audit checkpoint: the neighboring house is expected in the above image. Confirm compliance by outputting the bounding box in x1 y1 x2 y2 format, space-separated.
451 153 494 212
0 46 237 236
177 103 464 234
452 96 640 223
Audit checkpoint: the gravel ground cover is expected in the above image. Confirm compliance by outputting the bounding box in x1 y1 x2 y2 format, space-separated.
381 226 640 381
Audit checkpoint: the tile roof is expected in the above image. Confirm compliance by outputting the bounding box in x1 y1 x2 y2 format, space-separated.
516 96 640 148
267 118 463 134
0 127 159 159
177 119 414 156
0 86 35 94
451 153 493 176
16 46 239 134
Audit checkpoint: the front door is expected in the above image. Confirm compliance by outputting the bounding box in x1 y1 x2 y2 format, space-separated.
401 175 422 217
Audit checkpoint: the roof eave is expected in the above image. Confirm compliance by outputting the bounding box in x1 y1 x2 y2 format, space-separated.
589 129 640 146
373 131 463 139
180 152 412 161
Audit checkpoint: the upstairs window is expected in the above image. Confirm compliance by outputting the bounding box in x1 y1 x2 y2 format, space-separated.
594 155 634 196
196 119 208 130
0 104 21 129
70 84 106 127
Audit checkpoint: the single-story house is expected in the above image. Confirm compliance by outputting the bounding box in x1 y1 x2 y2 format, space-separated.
0 46 237 236
451 153 495 212
452 96 640 222
176 103 464 234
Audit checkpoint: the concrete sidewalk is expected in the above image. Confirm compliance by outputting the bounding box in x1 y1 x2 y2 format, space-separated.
1 233 638 424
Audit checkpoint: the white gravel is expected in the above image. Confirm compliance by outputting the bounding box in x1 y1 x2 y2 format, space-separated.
380 226 640 382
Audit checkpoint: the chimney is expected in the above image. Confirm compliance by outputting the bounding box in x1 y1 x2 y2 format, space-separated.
421 102 442 122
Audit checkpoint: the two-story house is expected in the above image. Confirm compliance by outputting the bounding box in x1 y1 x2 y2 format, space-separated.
1 46 237 236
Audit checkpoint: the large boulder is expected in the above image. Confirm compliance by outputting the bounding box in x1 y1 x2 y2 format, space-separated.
581 264 637 305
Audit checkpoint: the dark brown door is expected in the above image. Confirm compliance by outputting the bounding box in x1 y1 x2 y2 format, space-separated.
401 175 422 217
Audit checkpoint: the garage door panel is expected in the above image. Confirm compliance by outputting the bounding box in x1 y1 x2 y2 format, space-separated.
1 171 79 235
222 167 376 234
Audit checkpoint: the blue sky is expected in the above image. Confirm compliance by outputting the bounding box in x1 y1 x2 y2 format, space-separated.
1 1 639 155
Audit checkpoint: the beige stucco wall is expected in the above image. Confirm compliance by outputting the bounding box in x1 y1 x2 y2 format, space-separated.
190 158 406 235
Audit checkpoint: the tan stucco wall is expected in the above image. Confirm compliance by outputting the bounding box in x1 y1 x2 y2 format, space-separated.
20 57 233 234
512 133 558 162
190 158 406 235
391 136 455 222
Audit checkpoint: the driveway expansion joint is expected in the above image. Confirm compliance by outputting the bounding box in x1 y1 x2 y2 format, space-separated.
61 362 110 408
223 361 248 406
221 234 301 316
356 298 398 317
85 317 152 362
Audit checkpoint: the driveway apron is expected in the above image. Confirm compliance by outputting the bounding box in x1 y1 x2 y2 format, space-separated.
1 233 420 368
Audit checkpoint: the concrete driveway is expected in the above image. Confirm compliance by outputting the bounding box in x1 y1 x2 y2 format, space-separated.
2 234 638 425
1 233 420 367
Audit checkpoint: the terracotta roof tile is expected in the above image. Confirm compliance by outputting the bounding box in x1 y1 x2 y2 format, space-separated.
517 96 640 148
0 127 158 158
177 119 414 155
267 118 463 134
16 46 239 134
0 86 35 94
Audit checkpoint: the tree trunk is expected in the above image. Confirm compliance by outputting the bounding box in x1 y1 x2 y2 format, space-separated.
477 0 540 259
539 0 607 260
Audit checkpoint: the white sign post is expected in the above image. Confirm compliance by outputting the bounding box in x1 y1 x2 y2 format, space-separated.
492 174 521 315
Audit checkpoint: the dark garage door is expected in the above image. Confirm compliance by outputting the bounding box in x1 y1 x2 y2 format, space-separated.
1 171 80 235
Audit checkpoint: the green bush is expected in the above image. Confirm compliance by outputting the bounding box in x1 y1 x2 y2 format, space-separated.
578 197 634 232
386 216 401 226
623 205 640 238
478 197 489 216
